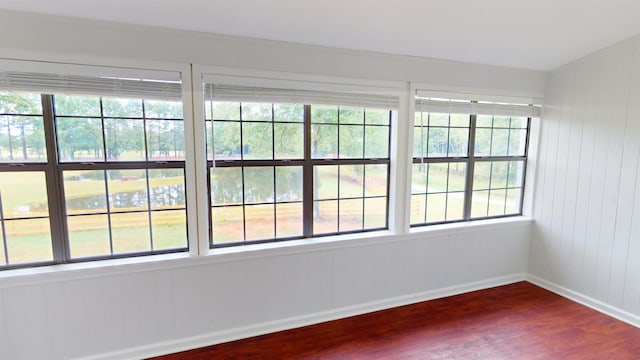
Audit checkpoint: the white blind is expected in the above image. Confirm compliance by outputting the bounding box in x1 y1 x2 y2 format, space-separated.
0 61 182 100
415 90 542 117
203 75 400 109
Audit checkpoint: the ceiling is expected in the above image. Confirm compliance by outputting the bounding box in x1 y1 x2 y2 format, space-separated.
1 0 640 71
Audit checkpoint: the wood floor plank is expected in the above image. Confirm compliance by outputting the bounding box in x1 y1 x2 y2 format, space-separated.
150 282 640 359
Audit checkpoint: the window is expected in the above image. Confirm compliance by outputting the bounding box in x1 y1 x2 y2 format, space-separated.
410 92 537 226
0 66 187 268
204 81 396 246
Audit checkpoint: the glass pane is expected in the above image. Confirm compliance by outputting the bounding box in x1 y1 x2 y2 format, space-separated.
311 105 338 124
365 109 389 125
313 200 337 234
67 214 110 258
56 118 104 162
447 163 467 192
242 122 272 160
413 126 424 158
276 167 302 202
411 163 428 195
53 95 100 117
471 190 490 218
105 119 145 161
507 161 525 188
5 218 52 264
148 169 185 210
364 197 386 229
410 194 426 224
426 163 448 193
476 115 493 128
311 124 337 158
245 204 274 240
151 210 187 250
450 114 470 127
147 120 185 160
241 103 272 121
111 212 151 254
339 198 363 231
107 169 148 212
474 128 492 157
488 189 507 216
425 193 446 223
244 167 274 204
273 104 303 122
339 125 364 158
493 116 510 128
448 127 469 157
314 165 338 200
490 129 510 156
428 113 448 126
63 170 107 215
0 235 5 266
339 164 364 198
0 91 42 115
276 202 303 238
510 117 528 129
144 100 183 119
0 171 48 218
364 126 389 158
274 123 303 159
213 121 241 160
211 167 243 206
212 206 243 244
506 188 522 214
473 162 491 190
206 120 213 161
365 164 387 197
0 115 47 162
339 107 364 124
508 129 528 156
446 192 465 221
414 112 424 127
490 161 509 188
102 98 143 118
427 127 448 157
208 101 240 121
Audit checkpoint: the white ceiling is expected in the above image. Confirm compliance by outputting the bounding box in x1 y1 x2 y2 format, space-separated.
1 0 640 71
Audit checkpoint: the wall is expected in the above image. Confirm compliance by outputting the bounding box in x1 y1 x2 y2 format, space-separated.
0 10 540 360
529 35 640 325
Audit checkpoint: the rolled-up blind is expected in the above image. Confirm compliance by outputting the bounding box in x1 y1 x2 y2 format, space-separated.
415 90 542 117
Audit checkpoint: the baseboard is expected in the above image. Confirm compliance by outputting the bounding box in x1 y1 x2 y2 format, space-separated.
81 273 526 360
526 274 640 329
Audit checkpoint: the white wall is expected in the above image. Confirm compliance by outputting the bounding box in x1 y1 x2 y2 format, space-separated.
529 35 640 325
0 10 540 360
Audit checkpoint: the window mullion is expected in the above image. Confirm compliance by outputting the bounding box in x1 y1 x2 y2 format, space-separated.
303 105 313 237
463 114 477 220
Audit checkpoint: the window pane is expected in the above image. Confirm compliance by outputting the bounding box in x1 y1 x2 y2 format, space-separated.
241 103 272 121
151 210 187 250
476 115 493 128
425 193 446 223
0 236 5 266
5 218 52 264
67 214 110 258
0 115 47 162
313 200 337 234
474 128 492 157
245 204 274 240
102 98 143 118
148 169 185 210
274 104 303 122
107 169 148 212
63 170 107 215
446 192 465 221
208 101 240 120
411 163 428 195
426 163 448 193
274 123 303 159
147 120 185 160
244 167 274 204
339 107 364 124
212 206 243 244
364 197 386 229
488 189 507 216
410 194 426 224
508 129 527 156
447 163 467 192
473 162 491 190
507 161 525 187
490 162 508 188
242 122 273 159
339 164 364 198
0 171 48 218
211 167 243 206
365 109 389 125
506 188 522 214
365 164 387 197
448 127 469 157
450 114 470 127
364 126 389 158
490 129 510 156
428 113 448 126
105 119 145 161
339 198 363 231
471 190 490 218
413 126 424 158
427 127 448 157
56 118 104 162
314 165 338 200
111 212 151 254
311 105 338 124
510 117 528 129
144 100 183 119
493 116 510 128
276 202 303 238
311 124 337 158
276 166 302 202
213 121 241 160
54 95 100 117
0 91 42 115
339 125 364 158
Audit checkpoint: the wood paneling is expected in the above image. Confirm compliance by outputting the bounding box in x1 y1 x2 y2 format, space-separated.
151 282 640 360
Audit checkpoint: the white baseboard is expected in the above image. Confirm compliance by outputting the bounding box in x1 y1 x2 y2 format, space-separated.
82 273 526 360
526 274 640 329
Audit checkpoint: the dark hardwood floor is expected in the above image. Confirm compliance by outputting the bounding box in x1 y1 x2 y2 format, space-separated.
152 282 640 359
